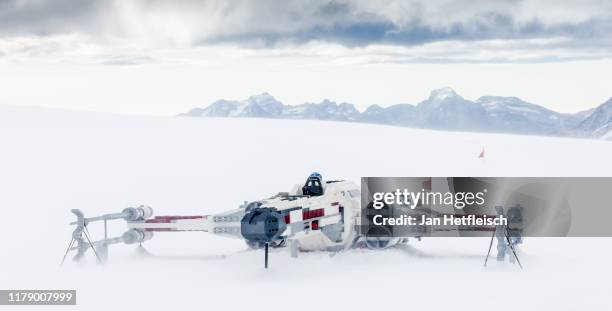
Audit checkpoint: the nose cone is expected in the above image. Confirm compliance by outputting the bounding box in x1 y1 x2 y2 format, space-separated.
240 207 287 243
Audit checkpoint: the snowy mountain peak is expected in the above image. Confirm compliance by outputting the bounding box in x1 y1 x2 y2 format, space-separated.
428 87 460 102
600 97 612 110
247 92 278 104
477 96 550 114
575 97 612 139
183 89 608 139
282 99 360 121
478 96 521 107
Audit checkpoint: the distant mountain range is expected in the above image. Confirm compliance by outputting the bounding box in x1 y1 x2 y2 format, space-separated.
181 87 612 140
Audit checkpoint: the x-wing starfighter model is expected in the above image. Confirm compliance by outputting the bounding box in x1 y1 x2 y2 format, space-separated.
63 174 524 268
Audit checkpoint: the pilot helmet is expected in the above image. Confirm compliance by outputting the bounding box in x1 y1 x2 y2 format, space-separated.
309 172 322 180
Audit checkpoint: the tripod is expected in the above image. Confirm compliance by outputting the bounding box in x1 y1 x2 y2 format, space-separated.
484 224 523 269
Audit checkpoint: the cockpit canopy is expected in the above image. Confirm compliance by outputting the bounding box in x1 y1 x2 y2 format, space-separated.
302 172 324 196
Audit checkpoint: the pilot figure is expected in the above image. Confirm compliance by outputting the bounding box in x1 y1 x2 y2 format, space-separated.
302 172 324 196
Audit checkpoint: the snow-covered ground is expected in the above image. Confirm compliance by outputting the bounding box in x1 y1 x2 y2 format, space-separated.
1 105 611 310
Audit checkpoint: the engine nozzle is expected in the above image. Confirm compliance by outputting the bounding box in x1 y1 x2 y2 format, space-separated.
240 207 286 243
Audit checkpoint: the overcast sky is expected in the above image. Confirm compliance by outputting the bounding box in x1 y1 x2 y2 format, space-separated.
1 0 611 115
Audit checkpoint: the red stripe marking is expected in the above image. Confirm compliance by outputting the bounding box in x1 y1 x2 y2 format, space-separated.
303 208 325 220
145 219 171 223
145 216 203 223
153 216 203 220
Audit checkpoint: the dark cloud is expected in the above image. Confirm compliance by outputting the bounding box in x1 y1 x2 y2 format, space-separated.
201 7 612 50
317 1 352 16
0 0 611 62
0 0 105 36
